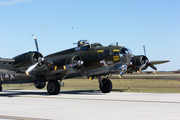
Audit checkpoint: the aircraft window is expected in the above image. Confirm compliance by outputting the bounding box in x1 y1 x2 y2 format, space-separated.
104 50 109 56
81 45 91 51
81 46 86 51
82 46 90 51
114 52 119 56
93 45 102 48
87 45 91 50
109 49 112 55
89 44 93 49
98 54 103 58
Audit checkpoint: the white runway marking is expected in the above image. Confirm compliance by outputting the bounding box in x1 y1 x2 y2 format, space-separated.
0 90 180 120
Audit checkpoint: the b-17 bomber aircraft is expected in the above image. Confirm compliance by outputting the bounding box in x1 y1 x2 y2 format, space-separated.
0 37 169 95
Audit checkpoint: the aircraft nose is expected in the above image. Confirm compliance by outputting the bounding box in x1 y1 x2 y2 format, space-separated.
119 47 132 64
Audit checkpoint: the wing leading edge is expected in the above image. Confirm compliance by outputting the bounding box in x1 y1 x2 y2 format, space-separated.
0 58 15 62
150 60 170 65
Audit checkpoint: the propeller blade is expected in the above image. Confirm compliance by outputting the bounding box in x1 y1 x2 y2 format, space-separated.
138 60 157 72
143 43 146 56
119 65 127 78
34 37 41 61
139 60 149 71
25 62 38 75
34 37 39 53
119 71 125 78
148 62 157 71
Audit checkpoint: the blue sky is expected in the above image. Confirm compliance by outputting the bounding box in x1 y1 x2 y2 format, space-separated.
0 0 179 71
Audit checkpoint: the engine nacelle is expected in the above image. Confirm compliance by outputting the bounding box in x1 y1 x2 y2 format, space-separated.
131 55 148 65
64 55 81 74
12 51 43 68
127 55 149 72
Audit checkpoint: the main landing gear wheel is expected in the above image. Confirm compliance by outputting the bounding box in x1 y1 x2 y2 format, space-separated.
47 80 60 95
0 85 2 92
100 79 112 93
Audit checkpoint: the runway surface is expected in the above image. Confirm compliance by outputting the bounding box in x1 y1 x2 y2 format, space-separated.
0 90 180 120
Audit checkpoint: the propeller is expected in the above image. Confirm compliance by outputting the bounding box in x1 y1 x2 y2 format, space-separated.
25 37 43 75
138 44 157 72
25 37 57 75
62 41 91 80
63 60 83 70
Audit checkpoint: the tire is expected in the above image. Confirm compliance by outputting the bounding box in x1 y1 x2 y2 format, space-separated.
100 79 112 93
34 81 46 89
47 80 60 95
0 85 2 92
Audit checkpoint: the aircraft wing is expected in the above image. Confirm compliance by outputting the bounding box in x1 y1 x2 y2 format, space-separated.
0 58 15 62
150 60 170 65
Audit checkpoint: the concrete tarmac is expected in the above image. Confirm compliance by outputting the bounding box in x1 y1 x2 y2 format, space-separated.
0 90 180 120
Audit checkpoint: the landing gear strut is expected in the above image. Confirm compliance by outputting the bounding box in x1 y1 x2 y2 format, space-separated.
47 80 60 95
99 77 112 93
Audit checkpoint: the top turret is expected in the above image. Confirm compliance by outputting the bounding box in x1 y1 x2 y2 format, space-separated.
77 40 89 47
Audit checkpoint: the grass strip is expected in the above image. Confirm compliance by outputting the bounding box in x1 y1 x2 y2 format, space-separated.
2 76 180 93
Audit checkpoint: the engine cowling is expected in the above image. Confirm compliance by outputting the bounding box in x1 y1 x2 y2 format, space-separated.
131 55 148 65
128 55 149 71
12 51 43 68
64 55 82 74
